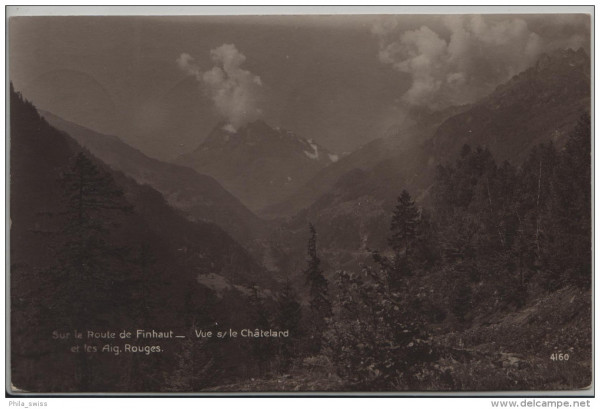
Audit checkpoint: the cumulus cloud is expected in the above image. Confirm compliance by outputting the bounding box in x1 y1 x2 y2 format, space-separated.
176 53 200 77
373 15 587 109
177 44 263 129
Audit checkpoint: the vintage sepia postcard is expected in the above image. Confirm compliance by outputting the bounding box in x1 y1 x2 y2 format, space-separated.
7 6 593 396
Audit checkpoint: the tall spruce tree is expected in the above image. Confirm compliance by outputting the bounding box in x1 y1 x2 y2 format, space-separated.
250 283 273 376
276 279 302 372
389 190 420 280
551 112 591 287
304 223 331 352
41 152 133 390
55 152 132 327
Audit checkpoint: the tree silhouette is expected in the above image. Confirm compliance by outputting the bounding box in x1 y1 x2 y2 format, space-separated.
53 152 132 327
276 279 302 371
389 190 420 281
304 223 331 353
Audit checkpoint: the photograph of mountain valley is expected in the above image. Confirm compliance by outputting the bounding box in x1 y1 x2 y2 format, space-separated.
8 9 592 394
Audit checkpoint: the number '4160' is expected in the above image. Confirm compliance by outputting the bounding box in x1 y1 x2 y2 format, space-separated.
550 353 570 361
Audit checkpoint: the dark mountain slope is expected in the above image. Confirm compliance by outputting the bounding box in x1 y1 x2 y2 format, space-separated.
11 86 268 290
10 85 275 392
40 111 265 245
431 48 590 164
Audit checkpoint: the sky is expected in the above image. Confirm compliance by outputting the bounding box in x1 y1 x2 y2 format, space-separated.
9 13 591 161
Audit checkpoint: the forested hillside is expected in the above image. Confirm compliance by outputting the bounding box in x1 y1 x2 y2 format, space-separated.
320 114 592 390
206 113 591 391
10 86 285 392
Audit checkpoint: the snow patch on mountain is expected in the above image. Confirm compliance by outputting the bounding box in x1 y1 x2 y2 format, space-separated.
328 153 339 163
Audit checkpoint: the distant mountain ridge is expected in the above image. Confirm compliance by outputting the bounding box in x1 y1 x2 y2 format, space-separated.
174 120 337 211
261 104 468 219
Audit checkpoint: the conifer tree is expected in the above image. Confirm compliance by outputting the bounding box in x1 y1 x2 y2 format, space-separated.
250 283 273 376
389 190 419 255
276 279 302 372
304 223 331 352
389 190 420 280
550 112 591 287
55 152 132 326
38 152 133 390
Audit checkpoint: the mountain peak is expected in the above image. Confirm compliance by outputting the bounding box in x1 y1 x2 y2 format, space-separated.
242 119 271 133
177 120 337 210
207 119 278 144
204 119 335 159
489 46 590 103
535 47 589 72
